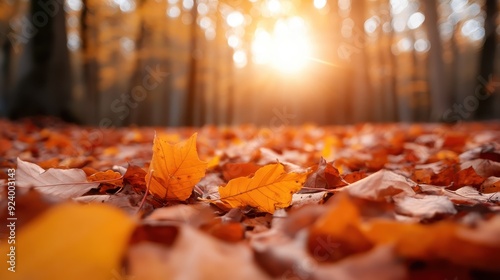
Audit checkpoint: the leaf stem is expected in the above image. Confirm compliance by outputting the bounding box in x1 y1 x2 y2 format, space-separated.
137 170 153 214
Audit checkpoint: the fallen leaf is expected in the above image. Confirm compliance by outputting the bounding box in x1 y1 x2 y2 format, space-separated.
219 163 307 213
313 245 407 280
200 220 245 242
394 195 457 219
308 193 373 262
222 162 260 181
87 170 123 189
460 159 500 178
303 157 347 191
74 185 150 215
206 155 221 169
126 226 271 280
123 164 147 192
366 216 500 271
0 203 135 280
252 226 407 280
342 170 367 184
37 157 60 169
291 192 329 209
452 166 486 190
257 147 306 172
146 133 207 201
194 173 225 199
0 138 12 155
480 177 500 193
145 204 214 227
449 186 500 204
341 169 416 200
17 158 98 199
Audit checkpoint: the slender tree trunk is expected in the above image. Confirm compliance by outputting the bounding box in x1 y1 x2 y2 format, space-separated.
184 3 199 126
81 0 99 124
350 1 371 122
474 0 498 120
124 0 146 125
422 0 448 121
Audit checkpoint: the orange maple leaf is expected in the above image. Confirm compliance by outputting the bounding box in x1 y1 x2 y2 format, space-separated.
218 163 307 213
146 133 207 201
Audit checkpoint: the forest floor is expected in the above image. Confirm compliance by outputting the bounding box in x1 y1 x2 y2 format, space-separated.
1 118 500 279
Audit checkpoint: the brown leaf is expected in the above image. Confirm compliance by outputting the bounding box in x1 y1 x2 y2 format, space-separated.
461 159 500 178
341 169 416 200
303 157 347 191
452 166 486 190
394 195 457 219
366 216 500 271
126 226 271 280
222 162 260 181
145 204 214 227
480 177 500 193
308 193 374 262
342 170 368 184
123 164 147 192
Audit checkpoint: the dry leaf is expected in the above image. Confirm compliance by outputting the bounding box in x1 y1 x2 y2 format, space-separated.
309 193 373 261
394 195 457 219
74 185 149 215
452 166 486 190
127 226 271 280
0 203 135 280
314 245 406 280
17 158 98 199
222 162 260 181
123 164 147 192
195 173 225 199
449 186 500 204
366 217 500 271
219 163 307 213
303 157 347 191
291 192 329 209
87 170 123 187
342 169 416 200
145 204 214 227
146 133 207 201
480 177 500 193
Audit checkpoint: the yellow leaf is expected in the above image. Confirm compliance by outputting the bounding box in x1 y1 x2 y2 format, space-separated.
321 136 341 160
207 155 221 170
146 133 207 201
0 203 135 280
218 163 307 213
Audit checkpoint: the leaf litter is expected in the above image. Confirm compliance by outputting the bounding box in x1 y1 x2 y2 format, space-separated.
1 119 500 279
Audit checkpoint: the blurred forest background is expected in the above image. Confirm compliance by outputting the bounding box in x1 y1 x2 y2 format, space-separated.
0 0 499 126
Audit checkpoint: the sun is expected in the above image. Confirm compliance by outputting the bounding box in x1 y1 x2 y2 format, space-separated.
251 16 312 73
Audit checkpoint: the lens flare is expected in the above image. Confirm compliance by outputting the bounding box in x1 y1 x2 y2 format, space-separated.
251 16 311 73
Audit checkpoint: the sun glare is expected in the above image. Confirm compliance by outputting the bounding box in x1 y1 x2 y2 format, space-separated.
251 16 311 73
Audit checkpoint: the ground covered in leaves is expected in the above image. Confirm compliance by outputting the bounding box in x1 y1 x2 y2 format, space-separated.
1 118 500 279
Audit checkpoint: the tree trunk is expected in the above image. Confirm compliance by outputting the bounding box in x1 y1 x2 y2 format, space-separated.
422 0 448 121
474 0 498 120
8 0 73 122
